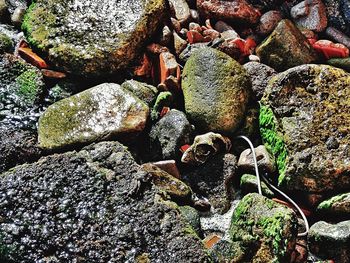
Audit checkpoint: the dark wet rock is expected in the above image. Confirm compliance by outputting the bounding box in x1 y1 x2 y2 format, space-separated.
308 220 350 263
327 57 350 71
256 10 283 36
149 109 193 161
290 0 328 32
182 47 251 134
182 153 237 214
141 163 193 204
0 126 42 173
325 27 350 49
0 0 9 22
169 0 191 24
181 132 231 165
238 145 276 174
243 61 277 100
256 19 318 71
324 0 350 36
317 192 350 217
38 83 149 150
0 141 212 262
121 79 158 106
248 0 282 11
4 0 27 15
260 64 350 194
240 174 274 197
229 193 298 262
0 32 13 54
0 53 45 130
179 206 203 237
197 0 261 25
22 0 166 76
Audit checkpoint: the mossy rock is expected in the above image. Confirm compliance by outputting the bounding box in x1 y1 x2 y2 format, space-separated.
317 192 350 217
327 57 350 72
38 83 149 150
182 47 251 134
22 0 166 76
121 79 158 106
256 19 317 71
0 32 13 54
240 174 274 198
229 193 298 262
260 64 350 194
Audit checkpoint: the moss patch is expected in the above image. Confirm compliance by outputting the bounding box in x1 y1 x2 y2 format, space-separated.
317 193 349 210
15 69 42 104
0 33 13 54
151 91 173 121
259 105 288 185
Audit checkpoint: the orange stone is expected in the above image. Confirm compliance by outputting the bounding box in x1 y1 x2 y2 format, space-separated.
41 69 66 79
203 234 221 249
159 51 179 84
18 47 48 69
134 53 152 77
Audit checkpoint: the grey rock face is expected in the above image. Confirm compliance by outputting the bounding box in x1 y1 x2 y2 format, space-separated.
0 141 211 262
308 220 350 263
238 145 276 174
22 0 166 76
38 83 149 150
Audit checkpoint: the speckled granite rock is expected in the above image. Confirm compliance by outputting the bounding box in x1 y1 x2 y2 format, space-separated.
22 0 166 76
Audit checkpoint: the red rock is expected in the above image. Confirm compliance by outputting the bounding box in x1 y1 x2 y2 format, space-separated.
18 47 48 69
41 69 66 79
18 39 29 48
312 40 350 59
134 53 152 77
256 10 283 36
197 0 261 25
187 30 206 44
180 144 191 153
171 17 182 33
160 107 170 118
146 43 168 55
203 234 221 249
159 51 179 84
230 37 256 57
152 160 181 179
203 29 221 40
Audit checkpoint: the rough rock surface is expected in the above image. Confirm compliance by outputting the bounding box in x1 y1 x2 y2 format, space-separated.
22 0 166 76
229 193 298 262
38 83 149 150
256 19 318 71
243 62 277 101
0 141 211 262
259 64 350 194
317 192 350 217
182 47 251 134
324 0 350 36
149 109 193 161
121 79 158 106
182 153 237 214
308 220 350 263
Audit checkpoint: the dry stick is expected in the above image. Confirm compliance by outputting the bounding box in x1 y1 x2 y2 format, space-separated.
235 135 309 237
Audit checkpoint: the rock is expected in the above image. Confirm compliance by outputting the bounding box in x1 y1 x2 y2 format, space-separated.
158 25 173 47
259 64 350 194
168 0 191 24
179 206 203 237
229 193 298 262
182 47 251 133
308 220 350 263
22 0 166 76
214 20 234 32
340 0 350 26
327 57 350 71
256 19 318 71
0 0 9 22
11 6 26 27
197 0 261 25
324 0 350 36
312 39 349 60
173 31 188 56
325 27 350 49
181 132 231 165
220 30 240 41
159 51 180 84
152 160 181 179
0 32 13 54
149 109 193 161
317 192 350 217
141 163 192 203
121 79 158 106
18 46 48 69
238 145 276 174
38 83 149 150
0 126 42 173
0 141 212 262
182 153 237 214
256 10 283 36
248 0 281 11
240 174 274 197
0 54 45 130
243 61 277 101
290 0 327 32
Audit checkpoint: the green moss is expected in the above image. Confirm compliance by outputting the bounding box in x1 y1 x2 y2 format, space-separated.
151 91 173 121
259 105 288 185
0 33 13 54
15 69 42 104
317 193 349 210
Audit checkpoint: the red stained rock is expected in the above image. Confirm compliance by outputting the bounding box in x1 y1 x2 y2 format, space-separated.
187 30 206 44
197 0 261 25
134 53 152 77
18 47 48 69
256 10 283 36
312 40 350 59
159 51 180 84
147 43 169 55
41 69 66 79
160 107 171 118
180 144 191 153
203 28 221 40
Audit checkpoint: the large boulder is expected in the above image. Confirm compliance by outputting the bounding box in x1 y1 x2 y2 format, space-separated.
182 47 251 134
38 83 149 150
260 64 350 194
0 141 212 262
22 0 166 76
229 193 298 262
